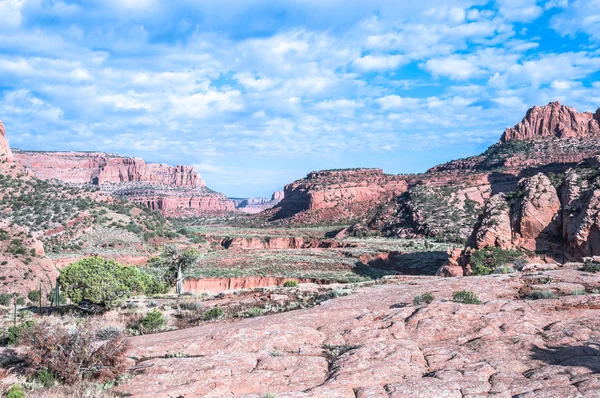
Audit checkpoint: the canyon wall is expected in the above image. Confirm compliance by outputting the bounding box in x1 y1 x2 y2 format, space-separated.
12 150 234 216
0 121 13 162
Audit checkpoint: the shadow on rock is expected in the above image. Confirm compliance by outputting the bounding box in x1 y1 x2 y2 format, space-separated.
531 344 600 373
354 250 448 279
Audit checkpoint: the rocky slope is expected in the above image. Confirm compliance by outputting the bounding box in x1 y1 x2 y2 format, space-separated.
13 149 234 216
116 266 600 397
264 102 600 246
264 169 409 225
442 155 600 276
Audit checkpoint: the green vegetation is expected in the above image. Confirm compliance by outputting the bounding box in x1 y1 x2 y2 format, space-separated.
452 290 481 304
413 292 435 305
140 309 166 332
147 246 201 285
27 290 41 303
58 257 165 308
35 368 58 388
470 247 524 275
582 260 600 273
204 306 224 320
283 280 299 288
7 320 35 345
6 384 25 398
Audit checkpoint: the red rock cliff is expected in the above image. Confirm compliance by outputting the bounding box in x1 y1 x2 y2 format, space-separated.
14 151 203 188
0 121 13 162
501 101 600 142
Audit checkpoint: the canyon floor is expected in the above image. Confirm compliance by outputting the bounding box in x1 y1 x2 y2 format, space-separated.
115 264 600 398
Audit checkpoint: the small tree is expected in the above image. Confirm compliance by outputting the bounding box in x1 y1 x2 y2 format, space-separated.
58 257 164 308
147 246 200 286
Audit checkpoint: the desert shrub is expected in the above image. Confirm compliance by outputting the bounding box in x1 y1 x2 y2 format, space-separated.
6 384 25 398
178 300 203 312
58 257 164 308
571 289 587 296
242 307 265 317
15 297 25 306
35 368 58 387
283 280 299 288
204 307 223 320
582 260 600 273
470 247 524 275
96 326 123 341
7 320 35 345
527 290 557 300
140 310 166 333
0 293 11 306
452 290 481 304
413 293 435 305
27 290 41 302
19 320 128 385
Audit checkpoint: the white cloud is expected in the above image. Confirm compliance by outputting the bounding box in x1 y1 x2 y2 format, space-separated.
353 54 405 71
0 0 24 29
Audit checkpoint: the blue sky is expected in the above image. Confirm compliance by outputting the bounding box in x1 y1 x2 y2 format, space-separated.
1 0 599 198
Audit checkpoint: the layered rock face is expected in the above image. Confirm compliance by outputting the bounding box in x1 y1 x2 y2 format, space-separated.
501 101 600 142
13 150 234 216
14 151 203 188
0 121 13 162
266 103 600 235
444 159 600 275
267 169 408 223
231 190 284 214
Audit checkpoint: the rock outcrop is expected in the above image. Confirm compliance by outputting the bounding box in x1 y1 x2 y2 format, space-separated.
0 121 13 163
0 221 59 295
116 267 600 397
501 101 600 142
14 151 203 188
265 169 409 224
231 191 284 214
12 150 234 216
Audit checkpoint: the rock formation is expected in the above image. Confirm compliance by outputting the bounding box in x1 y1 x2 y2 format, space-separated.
265 169 409 224
0 120 13 163
12 150 234 216
501 101 600 142
231 190 284 214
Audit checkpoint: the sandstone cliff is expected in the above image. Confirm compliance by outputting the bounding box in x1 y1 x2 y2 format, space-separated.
230 191 284 214
0 121 13 163
12 149 234 216
501 101 600 142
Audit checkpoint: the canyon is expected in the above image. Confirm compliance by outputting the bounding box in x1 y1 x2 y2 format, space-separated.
13 149 235 216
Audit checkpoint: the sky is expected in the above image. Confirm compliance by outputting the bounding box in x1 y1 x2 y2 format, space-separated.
1 0 600 198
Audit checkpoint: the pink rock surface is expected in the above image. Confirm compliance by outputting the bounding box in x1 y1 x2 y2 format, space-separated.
501 101 600 142
0 121 13 162
117 269 600 397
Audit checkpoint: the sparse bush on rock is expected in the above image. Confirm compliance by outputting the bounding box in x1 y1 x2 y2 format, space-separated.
452 290 481 304
413 292 435 305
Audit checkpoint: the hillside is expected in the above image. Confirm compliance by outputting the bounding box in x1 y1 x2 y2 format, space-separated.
264 102 600 245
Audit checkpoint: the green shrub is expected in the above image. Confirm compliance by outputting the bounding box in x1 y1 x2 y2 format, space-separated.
243 307 265 317
0 293 11 306
204 307 223 320
582 260 600 273
527 290 557 300
96 326 123 341
470 247 524 275
7 320 35 345
140 310 166 332
413 293 435 305
6 384 25 398
571 289 587 296
452 290 481 304
27 290 41 303
283 280 299 288
58 257 164 308
35 368 57 387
